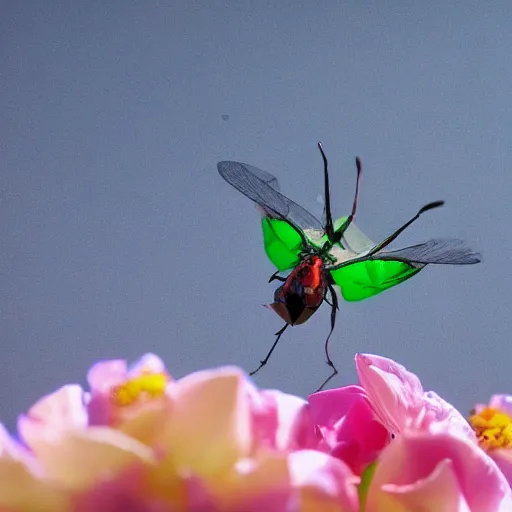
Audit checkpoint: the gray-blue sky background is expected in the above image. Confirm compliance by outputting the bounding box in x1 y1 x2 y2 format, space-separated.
2 1 510 430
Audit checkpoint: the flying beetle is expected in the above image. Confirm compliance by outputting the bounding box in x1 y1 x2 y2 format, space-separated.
217 143 481 391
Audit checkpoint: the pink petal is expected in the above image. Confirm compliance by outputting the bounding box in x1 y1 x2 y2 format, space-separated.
73 464 167 512
245 382 279 450
355 354 474 440
182 452 292 511
355 354 423 434
490 450 512 487
127 354 167 378
289 450 360 511
308 383 390 474
331 442 362 475
331 399 389 474
18 384 88 449
29 427 155 490
262 390 317 451
226 454 292 512
382 459 471 512
87 359 128 394
342 399 384 448
489 394 512 416
0 424 69 510
86 359 128 425
421 391 476 441
367 430 511 512
308 386 367 429
0 455 69 511
0 424 30 461
116 402 172 447
161 366 252 477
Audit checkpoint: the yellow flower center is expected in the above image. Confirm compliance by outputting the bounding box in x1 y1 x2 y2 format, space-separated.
469 407 512 450
111 368 169 407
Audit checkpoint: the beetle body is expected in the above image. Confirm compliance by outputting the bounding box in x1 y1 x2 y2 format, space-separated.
267 256 329 325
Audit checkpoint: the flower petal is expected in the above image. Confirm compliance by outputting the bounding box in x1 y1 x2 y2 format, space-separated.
87 359 128 394
355 354 423 434
366 430 511 512
225 454 291 511
72 464 168 512
18 384 88 449
127 353 168 378
308 386 367 430
0 456 69 511
87 359 129 425
246 382 279 450
422 391 476 440
490 449 512 487
382 459 470 512
161 367 251 476
29 426 155 489
0 426 69 511
489 394 512 416
263 390 316 451
117 401 172 447
289 450 360 512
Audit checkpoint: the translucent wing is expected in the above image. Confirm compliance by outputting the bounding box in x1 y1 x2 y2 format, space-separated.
218 161 326 271
302 216 376 266
217 161 323 232
338 217 375 254
329 238 481 302
374 238 481 265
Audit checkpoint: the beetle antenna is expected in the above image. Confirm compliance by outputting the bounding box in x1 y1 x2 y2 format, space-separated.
318 142 335 242
330 156 362 246
368 200 445 255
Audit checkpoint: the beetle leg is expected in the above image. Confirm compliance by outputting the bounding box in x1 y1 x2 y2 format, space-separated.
315 284 339 392
249 323 289 376
268 270 287 283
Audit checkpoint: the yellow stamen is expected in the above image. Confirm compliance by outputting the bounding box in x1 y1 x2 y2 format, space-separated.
469 407 512 451
111 370 169 407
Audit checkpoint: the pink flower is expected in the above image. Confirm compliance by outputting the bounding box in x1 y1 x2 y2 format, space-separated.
352 356 512 510
469 394 512 485
1 355 359 512
308 353 474 479
365 428 512 512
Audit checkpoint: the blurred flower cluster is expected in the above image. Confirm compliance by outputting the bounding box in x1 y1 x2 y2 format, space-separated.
1 352 512 512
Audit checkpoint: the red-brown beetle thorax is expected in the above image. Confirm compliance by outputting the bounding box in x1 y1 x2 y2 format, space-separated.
282 256 326 308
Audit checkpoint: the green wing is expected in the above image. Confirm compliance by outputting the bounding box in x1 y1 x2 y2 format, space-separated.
261 217 304 271
330 260 423 301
